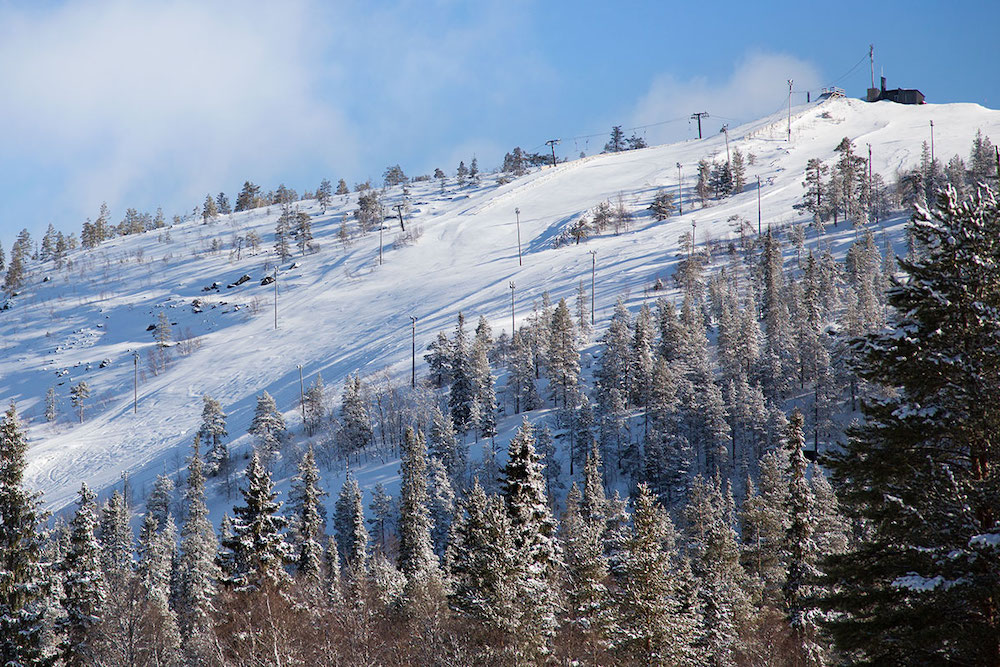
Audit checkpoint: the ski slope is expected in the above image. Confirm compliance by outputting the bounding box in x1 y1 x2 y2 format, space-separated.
4 95 999 515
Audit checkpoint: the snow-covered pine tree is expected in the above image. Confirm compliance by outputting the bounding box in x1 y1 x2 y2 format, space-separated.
70 381 89 423
220 453 291 592
216 191 231 215
274 203 292 262
59 483 107 666
201 194 218 223
0 403 48 666
288 446 327 579
248 390 287 464
823 187 1000 664
198 395 228 477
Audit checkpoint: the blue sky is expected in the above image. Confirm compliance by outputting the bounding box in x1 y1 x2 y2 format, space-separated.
1 0 997 246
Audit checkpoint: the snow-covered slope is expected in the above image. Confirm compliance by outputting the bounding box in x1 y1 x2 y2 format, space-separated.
6 96 1000 513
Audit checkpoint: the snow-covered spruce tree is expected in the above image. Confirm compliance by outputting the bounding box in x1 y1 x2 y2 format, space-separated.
397 428 443 610
135 512 181 665
428 406 466 491
288 446 327 579
615 483 699 665
509 328 541 414
560 483 613 661
445 480 521 657
334 477 368 575
367 482 395 555
220 453 291 592
427 457 455 560
0 403 48 666
59 483 106 667
44 386 57 423
177 435 219 660
145 474 174 531
782 409 827 666
469 321 498 440
98 490 133 586
216 191 231 215
685 475 751 667
823 187 1000 664
198 395 228 477
739 448 789 607
302 373 326 437
337 374 372 463
448 312 475 433
535 424 563 501
759 228 796 401
501 418 560 658
424 331 453 389
248 390 286 464
547 298 580 410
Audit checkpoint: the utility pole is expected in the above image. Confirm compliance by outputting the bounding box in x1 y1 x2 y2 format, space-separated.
409 316 418 388
379 222 384 265
929 120 935 163
545 139 560 168
298 364 305 424
690 112 709 139
509 282 516 337
393 203 406 231
720 124 730 165
690 220 697 257
787 79 794 142
588 250 597 325
273 266 278 330
757 175 762 235
676 162 683 214
514 207 523 266
133 352 138 414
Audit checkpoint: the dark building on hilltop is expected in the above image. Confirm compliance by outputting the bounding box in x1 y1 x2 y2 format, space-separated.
867 76 925 105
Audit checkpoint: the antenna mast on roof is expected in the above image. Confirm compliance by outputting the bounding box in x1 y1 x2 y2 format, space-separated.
870 44 875 90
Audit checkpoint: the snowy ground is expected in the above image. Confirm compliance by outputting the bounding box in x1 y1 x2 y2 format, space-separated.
4 95 999 520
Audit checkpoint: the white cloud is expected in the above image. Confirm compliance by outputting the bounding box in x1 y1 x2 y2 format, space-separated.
0 0 364 220
0 0 548 230
629 51 823 144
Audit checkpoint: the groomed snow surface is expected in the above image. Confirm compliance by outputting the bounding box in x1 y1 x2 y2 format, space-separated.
4 96 999 523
